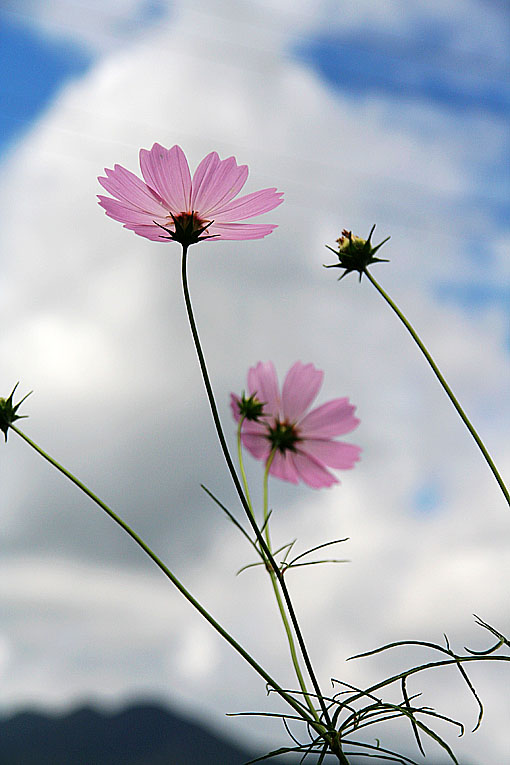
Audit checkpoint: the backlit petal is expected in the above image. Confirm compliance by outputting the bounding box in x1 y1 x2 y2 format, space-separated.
302 440 361 469
192 154 249 213
269 451 300 484
212 188 284 221
282 362 323 422
291 450 338 488
206 222 278 240
247 362 281 417
139 143 192 212
299 399 360 438
98 165 166 213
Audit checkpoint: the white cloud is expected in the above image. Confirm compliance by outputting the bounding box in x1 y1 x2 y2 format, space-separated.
0 0 508 762
3 0 172 54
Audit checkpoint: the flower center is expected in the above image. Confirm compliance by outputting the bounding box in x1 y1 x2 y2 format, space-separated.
169 211 207 232
159 210 214 246
267 420 300 454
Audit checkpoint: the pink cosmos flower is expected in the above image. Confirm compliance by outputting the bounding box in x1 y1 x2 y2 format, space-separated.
231 361 361 489
98 143 283 245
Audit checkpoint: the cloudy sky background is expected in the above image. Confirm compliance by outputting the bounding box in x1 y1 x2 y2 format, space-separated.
0 0 509 762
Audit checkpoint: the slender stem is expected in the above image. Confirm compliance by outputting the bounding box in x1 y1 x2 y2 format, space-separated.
10 423 318 729
237 418 253 512
236 428 322 724
180 245 333 729
262 452 322 724
363 268 510 508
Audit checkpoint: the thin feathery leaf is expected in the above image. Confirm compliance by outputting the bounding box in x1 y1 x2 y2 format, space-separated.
343 739 419 764
316 741 329 764
201 485 254 546
236 560 267 576
227 711 309 723
402 676 424 756
244 745 304 763
283 558 350 571
280 539 297 564
283 715 304 747
287 538 349 567
410 718 459 764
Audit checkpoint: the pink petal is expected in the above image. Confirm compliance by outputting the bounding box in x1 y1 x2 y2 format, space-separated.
247 362 281 417
128 224 170 241
301 439 361 469
269 451 300 484
205 222 278 240
299 398 360 438
192 154 249 214
98 165 166 213
291 450 338 489
241 430 272 461
282 362 323 422
212 188 284 221
97 196 165 227
139 144 192 212
230 393 242 422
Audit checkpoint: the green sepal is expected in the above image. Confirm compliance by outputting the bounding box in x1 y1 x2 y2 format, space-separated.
324 224 390 282
0 383 31 442
237 391 266 421
154 211 219 246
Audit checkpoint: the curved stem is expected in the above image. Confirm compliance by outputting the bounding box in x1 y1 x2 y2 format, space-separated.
363 268 509 508
181 245 333 729
262 452 322 724
10 423 318 729
237 417 253 513
237 430 322 724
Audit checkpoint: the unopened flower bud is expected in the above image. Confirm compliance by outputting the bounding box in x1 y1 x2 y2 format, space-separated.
237 392 266 421
0 383 31 442
325 224 390 281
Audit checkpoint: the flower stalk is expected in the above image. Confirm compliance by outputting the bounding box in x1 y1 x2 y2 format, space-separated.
362 267 509 508
236 423 322 725
9 423 322 734
180 244 335 732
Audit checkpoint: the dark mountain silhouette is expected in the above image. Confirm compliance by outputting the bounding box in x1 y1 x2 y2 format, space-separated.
0 701 459 764
0 702 257 765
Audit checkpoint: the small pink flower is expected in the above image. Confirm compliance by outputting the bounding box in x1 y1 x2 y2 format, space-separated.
98 143 283 245
231 361 361 489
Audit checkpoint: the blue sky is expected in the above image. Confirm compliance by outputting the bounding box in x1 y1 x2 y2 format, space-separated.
0 15 90 155
3 3 509 157
295 19 510 335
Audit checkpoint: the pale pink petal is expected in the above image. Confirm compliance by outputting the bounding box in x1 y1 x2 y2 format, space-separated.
100 145 282 244
139 144 192 212
241 431 272 461
205 222 278 240
247 362 281 417
192 154 249 213
97 196 166 226
212 188 284 221
291 450 338 489
129 224 170 241
302 440 361 469
299 398 360 438
230 393 242 422
269 451 300 484
98 165 166 213
282 362 323 422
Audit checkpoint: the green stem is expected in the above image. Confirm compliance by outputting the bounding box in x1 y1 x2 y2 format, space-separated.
181 245 333 729
10 424 318 731
237 417 253 513
363 268 510 508
262 452 322 725
236 427 322 724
